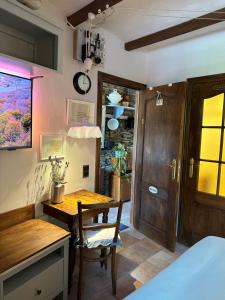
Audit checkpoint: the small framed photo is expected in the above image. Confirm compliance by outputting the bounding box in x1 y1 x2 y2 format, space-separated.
39 134 65 161
67 99 95 126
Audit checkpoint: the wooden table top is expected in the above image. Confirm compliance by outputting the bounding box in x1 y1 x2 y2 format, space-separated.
42 189 112 217
0 219 70 274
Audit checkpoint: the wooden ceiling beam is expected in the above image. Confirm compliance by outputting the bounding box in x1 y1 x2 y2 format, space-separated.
125 7 225 51
67 0 122 27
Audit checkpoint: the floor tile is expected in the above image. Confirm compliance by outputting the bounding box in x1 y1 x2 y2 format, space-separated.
131 260 162 284
69 226 187 300
126 227 146 240
147 249 177 269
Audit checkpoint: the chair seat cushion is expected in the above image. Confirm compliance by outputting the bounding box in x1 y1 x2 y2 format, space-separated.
83 227 122 248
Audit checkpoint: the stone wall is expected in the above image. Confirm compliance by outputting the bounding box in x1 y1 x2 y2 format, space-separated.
102 82 137 107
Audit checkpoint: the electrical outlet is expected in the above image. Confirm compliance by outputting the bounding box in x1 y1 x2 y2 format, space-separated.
83 165 89 178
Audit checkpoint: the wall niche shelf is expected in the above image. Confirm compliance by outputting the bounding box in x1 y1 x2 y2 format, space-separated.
0 1 63 72
106 104 135 111
105 114 128 120
101 104 135 149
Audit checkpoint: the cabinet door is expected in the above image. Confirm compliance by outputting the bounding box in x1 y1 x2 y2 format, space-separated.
4 258 64 300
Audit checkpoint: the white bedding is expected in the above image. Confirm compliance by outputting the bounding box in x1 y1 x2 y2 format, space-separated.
124 236 225 300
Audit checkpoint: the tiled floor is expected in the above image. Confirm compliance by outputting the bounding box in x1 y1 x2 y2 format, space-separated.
69 225 188 300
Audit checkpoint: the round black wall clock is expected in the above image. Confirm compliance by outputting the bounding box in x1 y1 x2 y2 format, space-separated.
73 72 91 94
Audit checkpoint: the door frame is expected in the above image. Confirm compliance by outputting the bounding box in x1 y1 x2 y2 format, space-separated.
95 71 146 195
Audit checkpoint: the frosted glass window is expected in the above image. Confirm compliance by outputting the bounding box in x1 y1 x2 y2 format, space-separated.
200 129 221 160
198 162 218 195
202 94 224 126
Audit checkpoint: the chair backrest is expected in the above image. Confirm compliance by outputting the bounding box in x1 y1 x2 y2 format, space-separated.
77 201 123 246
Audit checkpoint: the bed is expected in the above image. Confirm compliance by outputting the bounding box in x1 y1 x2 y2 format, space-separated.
124 236 225 300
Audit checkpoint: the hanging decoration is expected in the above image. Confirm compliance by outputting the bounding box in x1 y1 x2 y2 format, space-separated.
73 28 105 72
71 5 115 72
156 91 164 106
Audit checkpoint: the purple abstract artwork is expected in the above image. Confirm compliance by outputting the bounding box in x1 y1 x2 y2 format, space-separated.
0 72 32 149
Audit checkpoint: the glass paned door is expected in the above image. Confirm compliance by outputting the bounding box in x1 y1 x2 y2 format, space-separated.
179 75 225 246
197 94 225 196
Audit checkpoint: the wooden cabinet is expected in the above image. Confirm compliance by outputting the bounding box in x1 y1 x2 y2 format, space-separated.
4 253 64 300
0 220 70 300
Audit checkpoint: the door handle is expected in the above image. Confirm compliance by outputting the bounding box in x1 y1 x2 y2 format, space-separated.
177 160 181 184
189 158 200 178
189 158 195 178
169 159 177 180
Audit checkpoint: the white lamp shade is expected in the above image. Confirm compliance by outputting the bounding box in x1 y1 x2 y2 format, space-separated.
67 126 102 139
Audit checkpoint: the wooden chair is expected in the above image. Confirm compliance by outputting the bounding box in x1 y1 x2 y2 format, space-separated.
76 200 123 300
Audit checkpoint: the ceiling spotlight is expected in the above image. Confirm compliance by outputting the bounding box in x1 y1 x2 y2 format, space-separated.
88 12 96 20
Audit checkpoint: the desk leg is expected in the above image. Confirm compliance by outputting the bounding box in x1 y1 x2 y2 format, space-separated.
93 215 98 223
101 209 109 269
68 223 77 293
102 210 109 223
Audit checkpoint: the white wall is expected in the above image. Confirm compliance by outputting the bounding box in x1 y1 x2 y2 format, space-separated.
0 1 147 214
146 29 225 86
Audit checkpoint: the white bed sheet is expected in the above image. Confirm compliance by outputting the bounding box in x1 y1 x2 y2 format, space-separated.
124 236 225 300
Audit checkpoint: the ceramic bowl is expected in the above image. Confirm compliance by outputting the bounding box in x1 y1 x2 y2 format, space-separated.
113 106 124 118
107 118 119 130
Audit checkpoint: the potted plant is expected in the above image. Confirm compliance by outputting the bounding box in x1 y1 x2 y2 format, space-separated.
111 143 128 175
111 143 131 202
49 156 69 204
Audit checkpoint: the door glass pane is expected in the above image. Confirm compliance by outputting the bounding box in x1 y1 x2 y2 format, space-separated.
219 165 225 197
222 141 225 162
198 162 218 194
202 94 224 126
200 129 221 160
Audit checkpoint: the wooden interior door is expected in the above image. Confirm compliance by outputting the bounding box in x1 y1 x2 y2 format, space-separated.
179 73 225 245
134 83 186 251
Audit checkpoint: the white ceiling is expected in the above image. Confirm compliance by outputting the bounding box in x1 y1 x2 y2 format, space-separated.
102 0 225 42
49 0 225 44
48 0 93 16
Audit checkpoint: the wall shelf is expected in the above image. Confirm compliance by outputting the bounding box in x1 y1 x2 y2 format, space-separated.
106 104 135 111
105 114 128 120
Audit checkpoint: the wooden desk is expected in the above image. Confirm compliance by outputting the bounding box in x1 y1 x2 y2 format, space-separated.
0 219 70 300
42 189 112 290
42 189 112 227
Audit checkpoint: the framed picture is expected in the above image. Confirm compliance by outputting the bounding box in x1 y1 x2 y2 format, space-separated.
39 134 65 161
67 99 95 126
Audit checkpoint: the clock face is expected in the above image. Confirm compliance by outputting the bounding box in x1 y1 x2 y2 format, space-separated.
78 74 90 91
73 72 91 94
